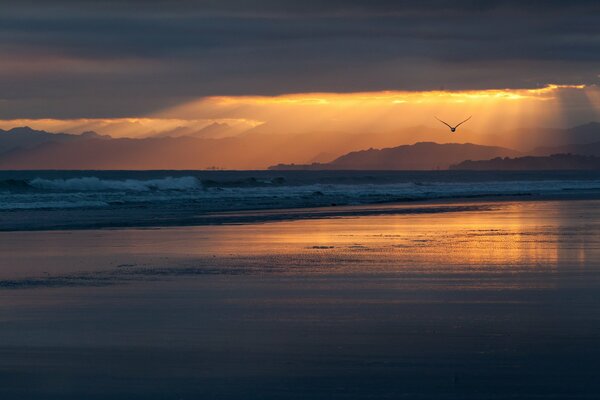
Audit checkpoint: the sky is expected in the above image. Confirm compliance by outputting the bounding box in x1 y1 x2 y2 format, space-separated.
0 0 599 142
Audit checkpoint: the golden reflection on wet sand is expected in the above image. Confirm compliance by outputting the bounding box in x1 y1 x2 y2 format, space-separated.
1 200 599 281
198 200 599 274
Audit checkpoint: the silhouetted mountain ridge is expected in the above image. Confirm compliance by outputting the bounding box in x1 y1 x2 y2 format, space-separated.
0 127 457 169
510 122 600 149
0 127 107 156
270 142 521 170
451 153 600 170
2 122 600 170
532 141 600 157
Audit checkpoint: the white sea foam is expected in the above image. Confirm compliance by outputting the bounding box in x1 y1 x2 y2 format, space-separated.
29 176 200 192
1 172 600 215
0 200 110 210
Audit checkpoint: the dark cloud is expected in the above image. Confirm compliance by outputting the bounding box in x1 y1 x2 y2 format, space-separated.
0 0 598 118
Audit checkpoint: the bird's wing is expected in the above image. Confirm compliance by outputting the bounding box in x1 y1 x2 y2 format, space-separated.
435 116 453 129
454 116 472 128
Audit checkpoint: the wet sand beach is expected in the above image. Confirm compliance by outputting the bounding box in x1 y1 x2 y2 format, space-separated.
1 199 600 399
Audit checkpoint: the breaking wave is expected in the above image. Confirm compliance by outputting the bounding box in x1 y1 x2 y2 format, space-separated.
1 171 600 216
28 176 200 192
0 200 110 210
0 176 288 192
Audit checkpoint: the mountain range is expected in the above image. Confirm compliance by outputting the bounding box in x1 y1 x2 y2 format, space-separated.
270 142 521 170
498 122 600 149
452 154 600 170
531 141 600 157
1 123 600 170
0 126 446 169
0 127 108 155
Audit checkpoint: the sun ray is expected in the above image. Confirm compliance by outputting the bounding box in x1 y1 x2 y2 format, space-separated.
0 84 590 151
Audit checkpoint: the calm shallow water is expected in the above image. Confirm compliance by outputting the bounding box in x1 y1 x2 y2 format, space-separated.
1 200 600 399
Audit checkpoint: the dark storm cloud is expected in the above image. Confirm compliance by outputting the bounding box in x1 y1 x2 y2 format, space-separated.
0 0 599 118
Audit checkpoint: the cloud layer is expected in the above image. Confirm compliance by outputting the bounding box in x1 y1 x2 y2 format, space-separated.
0 0 599 118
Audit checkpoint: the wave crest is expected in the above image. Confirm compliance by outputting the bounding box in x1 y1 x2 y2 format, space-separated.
29 176 200 192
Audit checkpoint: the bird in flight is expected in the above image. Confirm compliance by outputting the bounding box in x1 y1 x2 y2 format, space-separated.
435 116 472 132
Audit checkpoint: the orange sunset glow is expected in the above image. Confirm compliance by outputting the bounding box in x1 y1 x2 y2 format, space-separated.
1 84 597 150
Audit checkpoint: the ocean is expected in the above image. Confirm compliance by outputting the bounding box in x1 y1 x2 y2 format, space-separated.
1 170 600 231
3 171 600 398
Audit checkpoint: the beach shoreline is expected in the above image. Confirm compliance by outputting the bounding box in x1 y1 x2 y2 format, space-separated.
2 189 600 232
2 169 600 231
2 198 600 399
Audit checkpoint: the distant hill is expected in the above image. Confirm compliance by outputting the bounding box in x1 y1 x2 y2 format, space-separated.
0 127 107 155
154 122 236 139
269 142 521 170
189 122 233 139
510 122 600 149
568 122 600 144
531 141 600 157
3 123 600 170
0 126 425 170
451 153 600 170
0 126 475 170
